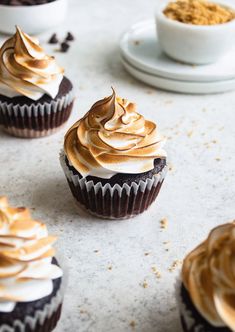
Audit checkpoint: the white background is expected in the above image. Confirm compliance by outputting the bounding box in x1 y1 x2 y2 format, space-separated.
0 0 234 331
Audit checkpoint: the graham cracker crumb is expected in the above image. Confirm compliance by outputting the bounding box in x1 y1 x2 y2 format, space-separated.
215 157 221 161
160 218 168 229
163 241 170 245
163 241 171 251
187 130 193 138
141 280 148 288
130 320 136 329
164 0 235 25
108 265 113 270
80 309 87 314
168 163 174 172
151 266 161 279
168 260 182 272
164 100 173 104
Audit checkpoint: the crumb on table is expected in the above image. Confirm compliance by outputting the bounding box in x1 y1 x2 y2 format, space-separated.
168 260 182 272
160 218 168 229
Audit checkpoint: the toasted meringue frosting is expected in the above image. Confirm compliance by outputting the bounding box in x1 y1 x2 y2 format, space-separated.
0 197 63 313
0 26 64 101
64 89 166 178
182 222 235 331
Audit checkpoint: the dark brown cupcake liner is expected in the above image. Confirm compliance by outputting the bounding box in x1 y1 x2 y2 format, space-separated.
60 151 167 219
176 278 197 332
0 90 74 138
0 283 63 332
175 279 229 332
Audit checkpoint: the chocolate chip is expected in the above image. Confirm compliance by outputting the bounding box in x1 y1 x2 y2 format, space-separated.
66 32 75 41
60 42 70 53
48 33 58 44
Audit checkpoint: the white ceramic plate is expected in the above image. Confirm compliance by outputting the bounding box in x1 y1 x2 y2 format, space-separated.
120 20 235 83
122 56 235 94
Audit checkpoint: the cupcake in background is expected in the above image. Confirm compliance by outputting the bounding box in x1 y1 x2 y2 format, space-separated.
0 196 64 332
177 222 235 332
0 26 74 138
60 88 167 219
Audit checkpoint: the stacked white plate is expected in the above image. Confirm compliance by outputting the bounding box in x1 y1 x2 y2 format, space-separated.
120 20 235 94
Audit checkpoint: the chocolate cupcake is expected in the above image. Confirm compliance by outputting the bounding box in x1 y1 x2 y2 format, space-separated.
0 26 74 138
0 196 64 332
177 222 235 332
60 89 167 219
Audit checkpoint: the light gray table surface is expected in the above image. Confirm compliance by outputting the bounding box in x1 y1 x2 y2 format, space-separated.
0 0 234 331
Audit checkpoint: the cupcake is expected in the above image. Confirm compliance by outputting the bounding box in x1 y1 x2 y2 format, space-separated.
60 88 167 219
0 196 64 332
0 26 74 138
177 222 235 332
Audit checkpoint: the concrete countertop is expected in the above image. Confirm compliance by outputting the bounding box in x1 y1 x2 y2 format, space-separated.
0 0 234 331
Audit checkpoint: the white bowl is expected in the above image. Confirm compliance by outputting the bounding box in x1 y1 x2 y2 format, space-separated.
155 1 235 64
0 0 68 35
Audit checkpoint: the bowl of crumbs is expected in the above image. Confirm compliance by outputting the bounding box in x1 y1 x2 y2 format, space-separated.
156 0 235 64
0 0 68 35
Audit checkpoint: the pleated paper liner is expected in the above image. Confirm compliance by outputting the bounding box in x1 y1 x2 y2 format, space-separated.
0 281 63 332
60 151 168 220
175 278 227 332
0 90 74 138
0 256 67 332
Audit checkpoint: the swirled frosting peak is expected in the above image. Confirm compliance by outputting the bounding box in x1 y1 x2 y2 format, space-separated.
182 222 235 330
0 26 64 101
64 89 166 178
0 197 63 313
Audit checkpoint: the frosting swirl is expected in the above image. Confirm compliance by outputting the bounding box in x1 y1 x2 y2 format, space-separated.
0 197 63 313
64 89 166 178
0 26 64 101
182 222 235 330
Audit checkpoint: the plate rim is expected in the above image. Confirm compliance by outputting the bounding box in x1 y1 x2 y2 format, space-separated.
121 56 235 94
120 19 235 83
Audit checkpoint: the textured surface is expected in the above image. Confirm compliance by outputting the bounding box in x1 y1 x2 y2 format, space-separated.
0 0 234 331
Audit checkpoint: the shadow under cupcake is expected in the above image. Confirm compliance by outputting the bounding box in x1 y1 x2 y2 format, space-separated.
60 88 167 219
0 26 74 138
